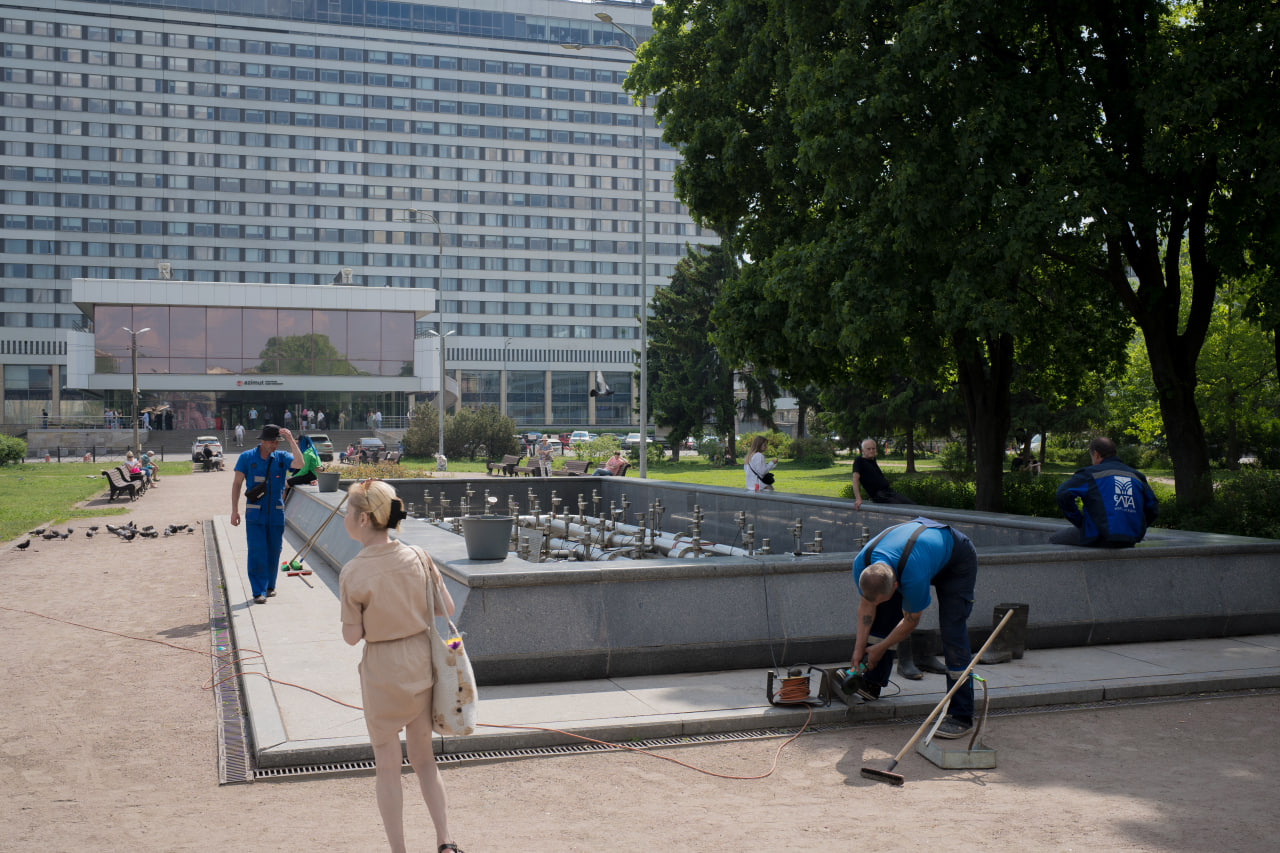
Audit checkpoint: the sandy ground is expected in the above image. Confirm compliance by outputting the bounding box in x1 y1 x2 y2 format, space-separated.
1 468 1277 852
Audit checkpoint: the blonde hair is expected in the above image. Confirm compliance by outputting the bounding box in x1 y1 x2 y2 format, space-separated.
348 479 403 531
748 435 769 456
859 562 896 601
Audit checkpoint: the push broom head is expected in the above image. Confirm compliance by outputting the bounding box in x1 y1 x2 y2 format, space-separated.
861 765 905 786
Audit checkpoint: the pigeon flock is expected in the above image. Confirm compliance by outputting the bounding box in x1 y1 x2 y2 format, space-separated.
13 521 196 550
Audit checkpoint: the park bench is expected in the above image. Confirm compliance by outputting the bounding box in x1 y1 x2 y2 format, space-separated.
487 454 522 476
117 464 150 494
513 460 542 476
102 467 140 501
560 460 592 476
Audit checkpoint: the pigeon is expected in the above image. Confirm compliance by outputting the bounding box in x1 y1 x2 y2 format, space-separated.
66 527 74 535
42 532 59 540
589 370 614 398
58 532 70 540
16 540 30 550
85 531 94 538
88 526 100 532
29 528 45 536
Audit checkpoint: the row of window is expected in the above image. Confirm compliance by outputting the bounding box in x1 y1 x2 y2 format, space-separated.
2 15 645 69
3 190 686 220
1 312 82 328
3 63 634 104
3 124 672 169
0 264 678 285
1 239 684 260
2 137 670 171
2 102 651 145
1 164 672 196
3 95 651 134
4 213 696 237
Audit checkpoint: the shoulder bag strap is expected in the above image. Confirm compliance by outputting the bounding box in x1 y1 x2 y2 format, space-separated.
411 545 459 635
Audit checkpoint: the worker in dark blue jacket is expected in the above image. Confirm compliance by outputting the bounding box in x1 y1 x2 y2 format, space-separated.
1050 437 1159 547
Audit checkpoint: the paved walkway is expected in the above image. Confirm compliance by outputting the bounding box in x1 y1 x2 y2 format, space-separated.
201 476 1280 769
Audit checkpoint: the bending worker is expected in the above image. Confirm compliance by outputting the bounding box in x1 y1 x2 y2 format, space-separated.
851 517 979 739
231 424 303 604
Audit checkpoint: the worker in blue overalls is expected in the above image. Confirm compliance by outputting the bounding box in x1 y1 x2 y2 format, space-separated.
231 424 302 604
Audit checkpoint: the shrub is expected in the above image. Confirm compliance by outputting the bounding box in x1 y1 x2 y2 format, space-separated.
789 435 835 467
581 433 622 467
0 435 26 466
896 476 975 509
1157 470 1280 539
696 436 726 465
937 442 973 479
1001 472 1065 518
736 430 791 459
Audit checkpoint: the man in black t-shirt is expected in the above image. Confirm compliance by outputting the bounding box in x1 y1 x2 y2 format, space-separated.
851 439 913 510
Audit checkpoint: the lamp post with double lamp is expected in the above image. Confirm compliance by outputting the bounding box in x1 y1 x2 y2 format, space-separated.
562 12 651 477
397 208 451 459
122 326 150 455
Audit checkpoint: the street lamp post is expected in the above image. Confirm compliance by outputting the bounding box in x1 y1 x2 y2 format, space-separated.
122 326 150 455
398 208 450 459
563 12 651 476
427 329 456 458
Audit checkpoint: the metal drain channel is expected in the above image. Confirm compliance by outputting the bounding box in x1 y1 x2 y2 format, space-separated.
206 522 254 785
251 686 1280 781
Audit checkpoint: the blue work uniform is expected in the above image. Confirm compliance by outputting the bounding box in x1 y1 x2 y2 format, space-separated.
235 447 294 597
852 517 979 723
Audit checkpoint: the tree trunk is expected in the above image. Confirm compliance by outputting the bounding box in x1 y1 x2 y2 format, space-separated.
904 424 917 474
954 334 1014 512
1139 305 1214 511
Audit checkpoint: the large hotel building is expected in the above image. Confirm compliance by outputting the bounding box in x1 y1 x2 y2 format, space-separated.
0 0 713 432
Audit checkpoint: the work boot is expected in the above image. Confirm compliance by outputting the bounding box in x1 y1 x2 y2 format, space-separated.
895 640 923 680
913 631 947 674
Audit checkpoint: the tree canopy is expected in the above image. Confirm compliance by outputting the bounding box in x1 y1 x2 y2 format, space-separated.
630 0 1279 510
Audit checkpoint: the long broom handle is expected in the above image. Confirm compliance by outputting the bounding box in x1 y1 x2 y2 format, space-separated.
288 488 349 564
885 607 1016 770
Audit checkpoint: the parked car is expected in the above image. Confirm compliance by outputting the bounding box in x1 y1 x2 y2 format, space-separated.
558 432 573 448
569 430 593 446
357 436 386 462
622 433 656 451
305 432 335 462
191 435 222 462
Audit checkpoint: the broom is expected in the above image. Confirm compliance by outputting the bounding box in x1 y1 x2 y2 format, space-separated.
861 608 1015 786
282 487 350 577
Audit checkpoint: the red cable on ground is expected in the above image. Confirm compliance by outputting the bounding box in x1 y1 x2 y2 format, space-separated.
0 604 813 779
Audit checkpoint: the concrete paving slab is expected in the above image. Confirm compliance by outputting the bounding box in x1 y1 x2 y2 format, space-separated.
211 511 1280 769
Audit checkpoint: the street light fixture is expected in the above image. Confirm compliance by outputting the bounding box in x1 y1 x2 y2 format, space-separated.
562 14 652 477
397 208 451 458
121 326 150 455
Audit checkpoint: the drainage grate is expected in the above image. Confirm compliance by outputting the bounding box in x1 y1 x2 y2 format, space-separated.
250 686 1280 781
206 522 254 785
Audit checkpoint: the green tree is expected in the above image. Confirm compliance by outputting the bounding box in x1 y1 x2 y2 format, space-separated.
648 244 738 461
443 405 518 461
402 402 441 458
632 0 1279 511
631 0 1130 510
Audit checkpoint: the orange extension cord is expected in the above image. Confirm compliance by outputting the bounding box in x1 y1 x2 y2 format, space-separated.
0 604 813 781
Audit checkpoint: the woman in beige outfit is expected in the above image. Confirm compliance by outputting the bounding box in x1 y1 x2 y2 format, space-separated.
340 479 463 853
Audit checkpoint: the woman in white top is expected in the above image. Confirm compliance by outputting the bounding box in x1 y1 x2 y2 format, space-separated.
744 435 778 492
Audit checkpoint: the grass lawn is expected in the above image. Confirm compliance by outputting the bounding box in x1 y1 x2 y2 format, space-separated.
0 461 189 542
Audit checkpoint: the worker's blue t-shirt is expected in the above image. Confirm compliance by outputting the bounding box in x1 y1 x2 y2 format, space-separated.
235 447 293 525
851 519 954 613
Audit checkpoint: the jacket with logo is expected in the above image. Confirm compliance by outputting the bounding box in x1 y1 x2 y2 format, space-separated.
1056 456 1159 546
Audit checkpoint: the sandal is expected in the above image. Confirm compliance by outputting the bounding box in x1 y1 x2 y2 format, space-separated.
439 845 464 853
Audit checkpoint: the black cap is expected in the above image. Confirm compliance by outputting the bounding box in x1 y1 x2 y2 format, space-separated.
259 424 281 441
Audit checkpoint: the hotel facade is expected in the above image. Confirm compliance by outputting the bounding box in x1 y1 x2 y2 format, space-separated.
1 0 712 431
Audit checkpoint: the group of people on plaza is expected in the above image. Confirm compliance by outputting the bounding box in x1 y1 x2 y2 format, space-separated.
220 423 1155 852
